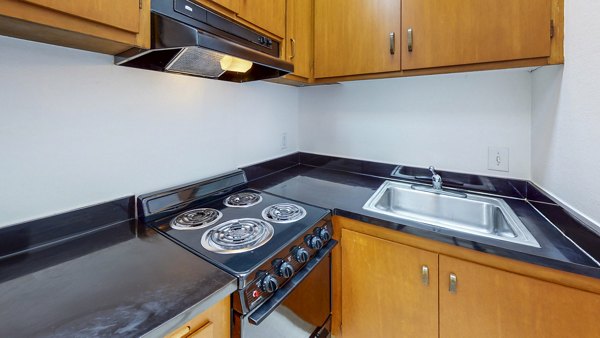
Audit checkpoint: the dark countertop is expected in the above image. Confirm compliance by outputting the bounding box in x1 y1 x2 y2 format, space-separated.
247 164 600 279
0 219 236 337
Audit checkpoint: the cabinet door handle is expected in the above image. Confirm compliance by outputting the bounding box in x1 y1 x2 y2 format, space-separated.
290 38 296 59
421 265 429 286
449 273 457 294
389 32 395 55
407 27 414 52
188 322 214 338
169 325 191 338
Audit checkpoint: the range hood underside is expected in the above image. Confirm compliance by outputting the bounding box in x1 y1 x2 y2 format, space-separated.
115 13 292 83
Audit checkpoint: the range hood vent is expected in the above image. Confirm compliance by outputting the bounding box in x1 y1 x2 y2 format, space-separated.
115 0 293 83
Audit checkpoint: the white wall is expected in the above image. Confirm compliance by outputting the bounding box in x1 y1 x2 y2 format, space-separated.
0 36 299 227
298 70 532 179
4 7 599 230
531 1 600 227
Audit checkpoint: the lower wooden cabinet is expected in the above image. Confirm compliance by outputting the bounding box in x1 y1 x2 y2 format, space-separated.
334 216 600 338
440 255 600 338
341 229 438 338
165 297 230 338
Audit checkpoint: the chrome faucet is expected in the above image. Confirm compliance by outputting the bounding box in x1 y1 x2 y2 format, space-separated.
429 166 443 190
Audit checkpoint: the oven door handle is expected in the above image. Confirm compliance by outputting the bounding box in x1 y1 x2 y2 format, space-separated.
248 239 338 325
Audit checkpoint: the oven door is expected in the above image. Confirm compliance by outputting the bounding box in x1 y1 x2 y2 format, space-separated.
234 240 337 338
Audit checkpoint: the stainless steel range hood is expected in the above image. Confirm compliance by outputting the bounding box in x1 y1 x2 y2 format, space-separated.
115 0 293 83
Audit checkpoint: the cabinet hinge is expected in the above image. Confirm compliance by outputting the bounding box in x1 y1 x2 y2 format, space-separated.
550 20 555 38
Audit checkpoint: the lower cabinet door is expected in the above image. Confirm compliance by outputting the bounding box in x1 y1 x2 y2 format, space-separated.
439 255 600 338
165 297 230 338
341 229 438 338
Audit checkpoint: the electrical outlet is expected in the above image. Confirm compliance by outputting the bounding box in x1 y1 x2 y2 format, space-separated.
488 147 509 172
281 132 287 150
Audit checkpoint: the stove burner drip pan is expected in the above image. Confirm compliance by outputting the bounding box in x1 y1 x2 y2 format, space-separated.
201 218 274 254
262 203 307 223
170 208 223 230
224 192 263 208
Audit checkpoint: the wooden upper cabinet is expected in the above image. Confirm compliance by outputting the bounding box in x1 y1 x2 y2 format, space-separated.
207 0 240 13
314 0 401 78
439 255 600 338
401 0 552 70
341 229 438 338
286 0 313 79
0 0 149 54
237 0 286 38
22 0 140 34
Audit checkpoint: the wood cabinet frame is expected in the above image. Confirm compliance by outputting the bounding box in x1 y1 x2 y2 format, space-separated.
332 216 600 337
306 0 564 85
0 0 150 55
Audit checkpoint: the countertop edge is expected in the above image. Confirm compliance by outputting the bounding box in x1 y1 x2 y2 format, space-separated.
244 164 600 280
334 209 600 280
141 279 236 338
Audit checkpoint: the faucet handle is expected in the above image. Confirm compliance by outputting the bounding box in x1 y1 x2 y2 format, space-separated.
429 166 443 190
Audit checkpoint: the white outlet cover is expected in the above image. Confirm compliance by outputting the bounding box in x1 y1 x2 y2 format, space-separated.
281 132 287 150
488 147 509 172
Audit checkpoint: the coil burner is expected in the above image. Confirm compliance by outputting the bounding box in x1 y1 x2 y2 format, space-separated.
201 218 274 254
262 203 307 223
224 192 263 208
170 208 223 230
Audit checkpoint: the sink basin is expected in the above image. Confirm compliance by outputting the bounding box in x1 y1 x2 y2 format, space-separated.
363 181 540 248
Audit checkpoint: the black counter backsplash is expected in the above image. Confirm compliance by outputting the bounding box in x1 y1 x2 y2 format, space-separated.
531 201 600 261
0 196 135 258
296 152 529 198
243 152 300 181
0 219 137 284
526 182 557 204
299 152 397 178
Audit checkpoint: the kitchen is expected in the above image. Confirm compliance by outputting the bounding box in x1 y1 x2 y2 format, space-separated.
1 0 599 337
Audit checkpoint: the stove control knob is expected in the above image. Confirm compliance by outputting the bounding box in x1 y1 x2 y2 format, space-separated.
306 235 323 250
293 247 310 263
261 274 279 293
316 227 332 242
276 261 294 278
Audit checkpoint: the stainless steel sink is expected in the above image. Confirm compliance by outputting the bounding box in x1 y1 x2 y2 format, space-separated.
363 181 540 248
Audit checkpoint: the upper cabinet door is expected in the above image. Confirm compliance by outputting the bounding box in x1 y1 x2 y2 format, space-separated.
237 0 285 38
286 0 313 79
402 0 552 70
22 0 141 33
208 0 240 13
314 0 401 78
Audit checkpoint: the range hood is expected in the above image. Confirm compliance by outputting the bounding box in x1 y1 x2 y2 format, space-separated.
115 0 293 83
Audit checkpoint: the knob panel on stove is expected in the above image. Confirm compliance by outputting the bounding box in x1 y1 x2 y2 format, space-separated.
316 227 331 242
240 221 333 314
305 234 323 250
275 260 294 278
261 274 279 293
292 246 310 263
